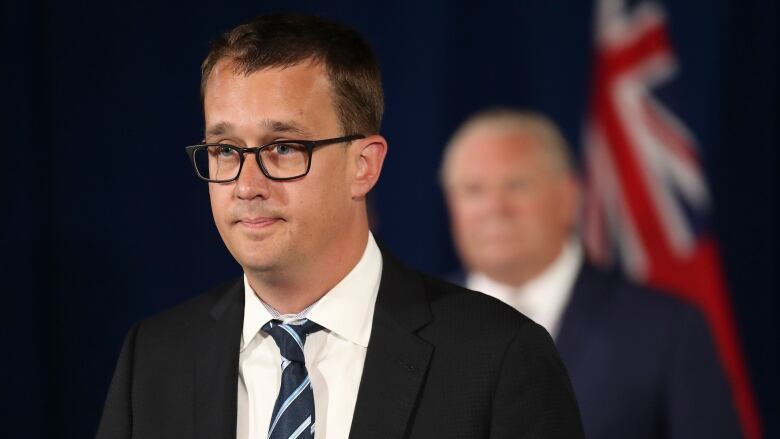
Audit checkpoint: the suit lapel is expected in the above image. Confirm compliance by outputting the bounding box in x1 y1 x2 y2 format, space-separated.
194 279 244 439
349 251 434 439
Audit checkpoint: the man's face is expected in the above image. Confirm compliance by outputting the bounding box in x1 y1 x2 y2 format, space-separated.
445 129 578 283
203 59 356 275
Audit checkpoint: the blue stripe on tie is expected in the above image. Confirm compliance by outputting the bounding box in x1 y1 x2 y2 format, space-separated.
263 319 321 439
279 324 304 350
267 376 311 438
288 415 312 439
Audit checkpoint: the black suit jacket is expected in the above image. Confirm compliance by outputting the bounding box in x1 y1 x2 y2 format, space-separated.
97 252 584 439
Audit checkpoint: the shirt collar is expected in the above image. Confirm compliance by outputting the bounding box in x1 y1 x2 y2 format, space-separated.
467 237 582 338
241 276 275 352
306 232 382 348
241 232 382 351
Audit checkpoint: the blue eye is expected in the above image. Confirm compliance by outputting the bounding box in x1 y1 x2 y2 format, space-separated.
208 144 237 158
275 144 295 155
269 143 307 157
218 145 235 157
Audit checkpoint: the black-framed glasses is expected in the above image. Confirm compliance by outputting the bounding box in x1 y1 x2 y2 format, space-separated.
184 134 364 182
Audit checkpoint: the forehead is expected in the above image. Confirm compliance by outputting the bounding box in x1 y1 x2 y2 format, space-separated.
450 129 550 178
202 59 338 134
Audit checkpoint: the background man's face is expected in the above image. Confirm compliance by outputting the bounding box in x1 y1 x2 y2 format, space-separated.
202 59 355 275
445 129 578 283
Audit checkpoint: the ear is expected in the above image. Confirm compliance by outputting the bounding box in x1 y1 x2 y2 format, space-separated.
351 134 388 198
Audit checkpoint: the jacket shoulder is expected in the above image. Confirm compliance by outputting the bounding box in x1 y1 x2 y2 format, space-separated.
579 265 704 324
419 272 540 335
135 277 242 341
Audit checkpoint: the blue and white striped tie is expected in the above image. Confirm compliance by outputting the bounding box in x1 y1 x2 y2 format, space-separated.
262 319 322 439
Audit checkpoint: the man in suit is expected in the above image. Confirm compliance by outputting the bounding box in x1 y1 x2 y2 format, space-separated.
97 14 583 439
440 108 742 438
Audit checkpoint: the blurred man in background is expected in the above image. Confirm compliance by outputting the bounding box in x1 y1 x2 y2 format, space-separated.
441 108 742 439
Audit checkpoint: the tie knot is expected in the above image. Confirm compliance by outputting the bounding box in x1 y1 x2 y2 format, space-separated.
262 319 323 363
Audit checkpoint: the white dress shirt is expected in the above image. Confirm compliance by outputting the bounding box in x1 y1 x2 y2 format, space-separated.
237 233 383 439
467 238 583 338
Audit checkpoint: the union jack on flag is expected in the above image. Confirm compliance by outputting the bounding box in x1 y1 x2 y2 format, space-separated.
582 1 761 437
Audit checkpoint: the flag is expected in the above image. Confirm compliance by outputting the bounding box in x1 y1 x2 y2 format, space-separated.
581 1 761 437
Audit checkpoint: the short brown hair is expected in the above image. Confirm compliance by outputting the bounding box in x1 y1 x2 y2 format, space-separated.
201 13 384 135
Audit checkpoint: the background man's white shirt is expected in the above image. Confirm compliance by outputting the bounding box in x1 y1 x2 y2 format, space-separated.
467 238 582 338
237 233 382 439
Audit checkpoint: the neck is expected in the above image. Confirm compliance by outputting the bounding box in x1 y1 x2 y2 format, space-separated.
478 240 568 288
245 218 370 315
483 265 542 289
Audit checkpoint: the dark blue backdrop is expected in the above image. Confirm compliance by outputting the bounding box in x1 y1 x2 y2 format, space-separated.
1 1 776 437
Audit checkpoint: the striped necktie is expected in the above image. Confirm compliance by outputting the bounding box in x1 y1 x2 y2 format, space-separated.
262 319 323 439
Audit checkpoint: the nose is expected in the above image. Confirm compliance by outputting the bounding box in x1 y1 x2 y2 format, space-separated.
484 188 515 217
235 153 271 200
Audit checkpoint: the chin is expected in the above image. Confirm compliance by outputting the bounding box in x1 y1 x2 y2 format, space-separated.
238 261 276 274
473 246 522 266
227 240 282 272
475 241 519 257
235 251 284 273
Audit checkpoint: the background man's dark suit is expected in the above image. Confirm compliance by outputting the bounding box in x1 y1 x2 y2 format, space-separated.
557 264 741 438
97 252 584 439
453 264 741 439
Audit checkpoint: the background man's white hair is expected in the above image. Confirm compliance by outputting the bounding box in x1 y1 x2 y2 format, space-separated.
440 108 576 188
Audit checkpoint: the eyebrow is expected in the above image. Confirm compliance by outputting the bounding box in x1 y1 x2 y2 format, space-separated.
261 119 313 138
204 119 313 140
205 121 232 138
